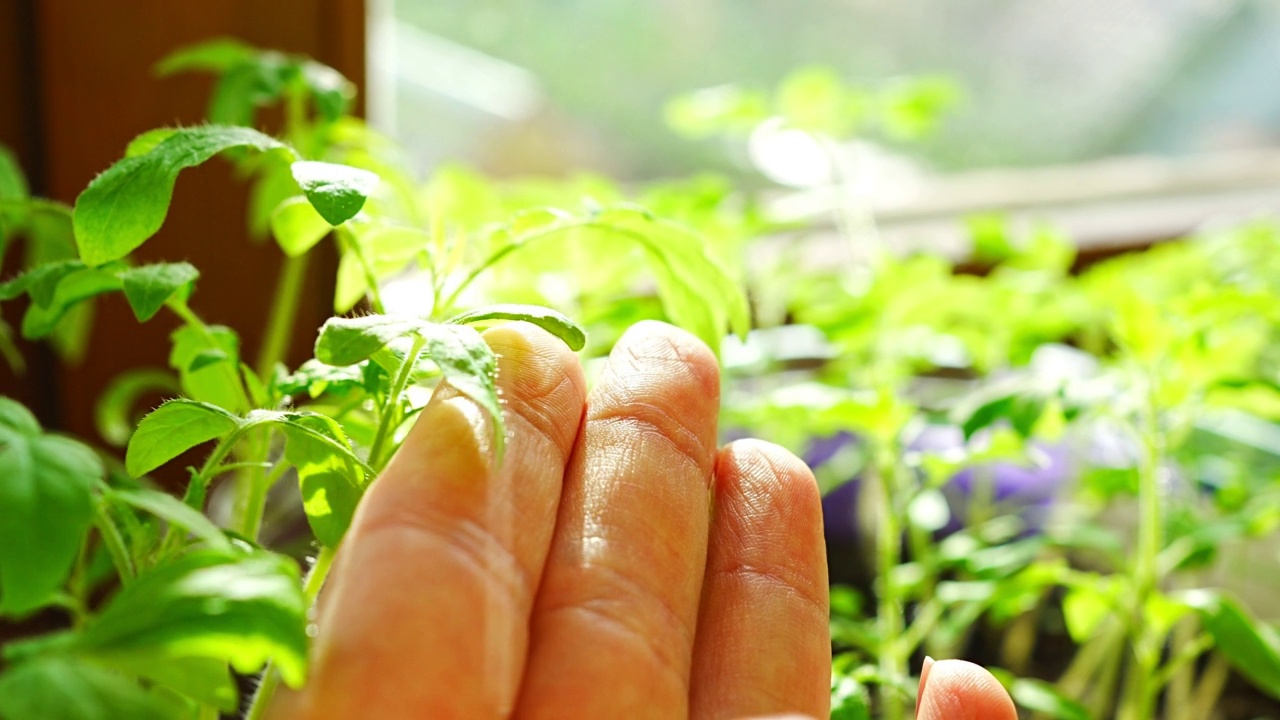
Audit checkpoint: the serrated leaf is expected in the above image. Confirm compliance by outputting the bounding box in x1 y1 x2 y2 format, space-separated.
0 420 101 615
1181 589 1280 699
95 369 179 446
74 126 294 266
0 259 87 305
155 37 260 76
76 549 309 688
281 414 363 547
291 160 377 226
448 303 586 351
107 487 231 552
119 262 199 322
0 656 174 720
124 128 179 159
270 196 332 257
125 399 241 477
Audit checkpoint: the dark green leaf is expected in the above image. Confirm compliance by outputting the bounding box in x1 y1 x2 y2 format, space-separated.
119 262 199 322
0 656 174 720
281 414 363 547
155 37 260 76
77 549 308 688
1182 589 1280 699
125 399 241 478
107 487 231 552
291 161 377 226
270 196 332 257
0 421 101 614
448 304 586 351
74 126 294 266
94 369 179 446
0 144 28 201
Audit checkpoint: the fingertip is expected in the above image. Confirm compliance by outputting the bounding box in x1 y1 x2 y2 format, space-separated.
915 659 1017 720
482 321 588 453
612 320 720 398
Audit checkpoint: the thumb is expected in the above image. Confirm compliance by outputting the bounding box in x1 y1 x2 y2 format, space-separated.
915 658 1018 720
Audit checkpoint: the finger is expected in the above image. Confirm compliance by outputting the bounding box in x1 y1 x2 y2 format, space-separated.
516 321 721 719
689 440 830 719
915 658 1018 720
274 322 587 719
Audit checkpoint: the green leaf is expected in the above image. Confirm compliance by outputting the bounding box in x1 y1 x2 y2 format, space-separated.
107 487 231 552
333 249 368 313
277 359 367 399
125 399 241 477
76 549 309 688
98 654 237 713
315 315 504 456
0 656 174 720
74 126 294 266
0 259 86 305
281 414 363 547
448 304 586 351
168 324 245 413
1181 589 1280 699
94 369 179 446
0 144 28 201
243 409 375 480
155 37 260 76
123 129 179 159
118 262 199 322
1010 678 1091 720
291 161 377 226
300 60 355 122
0 396 39 434
270 196 332 257
0 420 101 614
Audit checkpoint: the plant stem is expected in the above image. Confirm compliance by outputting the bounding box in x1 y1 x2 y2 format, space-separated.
1188 652 1230 719
256 253 309 378
235 459 292 541
93 500 134 583
874 444 906 720
244 546 337 720
367 335 426 471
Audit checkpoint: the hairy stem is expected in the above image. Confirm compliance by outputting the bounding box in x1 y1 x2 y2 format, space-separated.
93 500 134 583
256 253 310 378
367 334 426 471
244 546 337 720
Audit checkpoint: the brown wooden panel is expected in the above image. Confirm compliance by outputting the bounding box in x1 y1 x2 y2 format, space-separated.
18 1 363 449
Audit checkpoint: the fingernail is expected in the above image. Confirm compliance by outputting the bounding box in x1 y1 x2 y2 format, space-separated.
915 656 935 718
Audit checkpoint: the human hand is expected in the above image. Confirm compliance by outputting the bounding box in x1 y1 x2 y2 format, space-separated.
269 321 1016 719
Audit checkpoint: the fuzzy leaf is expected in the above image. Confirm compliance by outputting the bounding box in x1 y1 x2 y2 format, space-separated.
448 304 586 351
95 369 179 446
119 262 199 322
74 126 293 266
291 161 377 226
168 325 245 414
107 487 231 552
125 399 241 477
280 414 363 547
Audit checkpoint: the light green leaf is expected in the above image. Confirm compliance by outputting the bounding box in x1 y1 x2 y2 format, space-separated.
0 144 27 201
448 304 586 351
98 654 237 713
74 126 294 266
123 129 179 159
118 262 199 322
94 369 179 446
0 418 101 615
1010 678 1090 720
0 259 87 305
315 315 503 456
0 656 174 720
168 325 245 413
280 414 363 547
270 196 332 257
77 549 309 688
300 60 355 122
125 399 241 477
291 161 377 226
243 409 375 480
1181 589 1280 699
155 37 260 76
333 249 368 313
107 487 231 552
0 396 39 434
